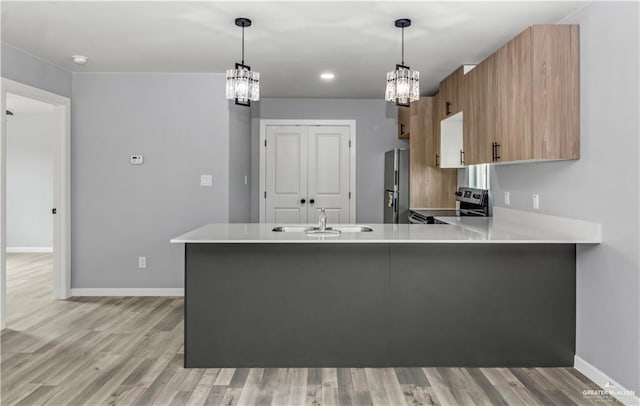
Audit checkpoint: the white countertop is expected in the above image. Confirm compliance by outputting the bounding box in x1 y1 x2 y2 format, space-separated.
170 208 602 244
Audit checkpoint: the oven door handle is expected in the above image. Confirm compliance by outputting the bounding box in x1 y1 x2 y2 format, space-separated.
460 209 487 217
408 213 426 224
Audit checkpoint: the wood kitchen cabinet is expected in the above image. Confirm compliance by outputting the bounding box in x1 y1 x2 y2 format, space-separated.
438 66 464 120
409 98 430 205
492 28 533 162
409 97 457 209
431 93 441 168
463 57 493 165
463 24 579 164
529 25 579 160
398 106 410 139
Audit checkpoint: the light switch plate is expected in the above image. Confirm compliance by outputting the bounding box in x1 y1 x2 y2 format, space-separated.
130 155 144 165
200 175 213 187
504 191 510 206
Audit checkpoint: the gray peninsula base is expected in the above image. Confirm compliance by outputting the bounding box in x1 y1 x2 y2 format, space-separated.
184 243 575 368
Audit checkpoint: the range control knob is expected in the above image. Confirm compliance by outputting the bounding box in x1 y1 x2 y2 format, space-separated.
455 191 463 197
473 193 481 199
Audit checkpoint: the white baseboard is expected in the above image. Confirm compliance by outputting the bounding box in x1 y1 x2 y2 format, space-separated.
574 355 639 405
7 247 53 253
71 288 184 297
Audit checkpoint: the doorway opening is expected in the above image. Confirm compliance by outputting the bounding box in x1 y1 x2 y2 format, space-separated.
6 93 56 328
1 79 71 329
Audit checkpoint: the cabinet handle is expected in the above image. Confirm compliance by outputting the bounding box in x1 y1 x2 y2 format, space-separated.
309 199 315 205
494 143 501 162
300 199 306 204
400 124 405 135
460 150 465 166
491 142 496 162
435 154 440 168
446 101 452 116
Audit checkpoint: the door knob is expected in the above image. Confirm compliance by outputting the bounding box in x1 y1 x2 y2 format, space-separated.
309 199 315 204
300 199 306 204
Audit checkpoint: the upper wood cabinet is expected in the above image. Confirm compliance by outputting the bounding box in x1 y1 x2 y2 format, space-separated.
409 98 431 207
530 25 579 160
438 66 464 120
463 54 494 165
398 106 410 139
431 93 441 168
409 97 457 209
464 24 579 164
492 27 533 162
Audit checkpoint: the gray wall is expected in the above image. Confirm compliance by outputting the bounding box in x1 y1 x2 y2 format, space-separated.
250 99 408 223
71 73 229 289
6 113 55 248
1 42 72 98
490 2 639 393
228 103 252 222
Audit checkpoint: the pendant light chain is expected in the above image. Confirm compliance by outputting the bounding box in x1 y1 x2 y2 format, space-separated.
401 26 405 66
241 24 245 65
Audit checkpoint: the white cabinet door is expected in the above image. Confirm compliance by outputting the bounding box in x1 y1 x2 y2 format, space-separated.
440 112 465 168
265 125 351 224
307 126 351 223
265 126 308 223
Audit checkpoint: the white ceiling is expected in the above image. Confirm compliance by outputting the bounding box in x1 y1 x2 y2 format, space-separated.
6 93 55 114
1 1 587 98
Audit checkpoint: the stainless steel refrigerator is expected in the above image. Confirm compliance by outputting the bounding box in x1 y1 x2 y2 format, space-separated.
384 148 410 223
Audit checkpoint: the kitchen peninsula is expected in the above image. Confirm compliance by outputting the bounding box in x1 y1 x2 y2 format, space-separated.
172 208 600 369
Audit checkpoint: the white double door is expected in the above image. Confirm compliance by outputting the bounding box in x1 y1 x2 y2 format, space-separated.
265 125 351 224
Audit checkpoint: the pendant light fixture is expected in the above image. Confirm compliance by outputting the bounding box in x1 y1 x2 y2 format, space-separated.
226 17 260 106
385 18 419 107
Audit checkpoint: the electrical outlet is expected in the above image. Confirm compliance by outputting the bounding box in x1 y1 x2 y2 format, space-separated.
138 256 147 269
504 191 510 206
533 194 540 210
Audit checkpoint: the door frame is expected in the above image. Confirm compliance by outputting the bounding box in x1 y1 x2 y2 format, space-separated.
0 78 71 329
259 119 356 223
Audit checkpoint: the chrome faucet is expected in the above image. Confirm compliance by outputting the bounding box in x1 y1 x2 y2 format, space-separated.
318 208 327 231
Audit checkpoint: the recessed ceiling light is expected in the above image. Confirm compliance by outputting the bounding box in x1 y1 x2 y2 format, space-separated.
72 55 89 65
320 72 335 80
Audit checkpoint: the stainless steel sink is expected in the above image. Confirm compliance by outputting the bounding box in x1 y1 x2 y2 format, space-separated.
271 226 311 232
329 226 373 233
305 229 341 237
272 225 374 233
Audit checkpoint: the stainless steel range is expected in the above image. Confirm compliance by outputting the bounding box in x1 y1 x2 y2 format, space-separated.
409 187 489 224
455 186 490 217
408 211 454 224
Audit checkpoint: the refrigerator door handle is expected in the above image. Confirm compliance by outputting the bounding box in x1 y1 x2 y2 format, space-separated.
394 193 399 224
386 191 395 208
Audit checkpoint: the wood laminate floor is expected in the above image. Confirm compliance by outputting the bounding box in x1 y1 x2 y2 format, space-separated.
1 253 620 406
